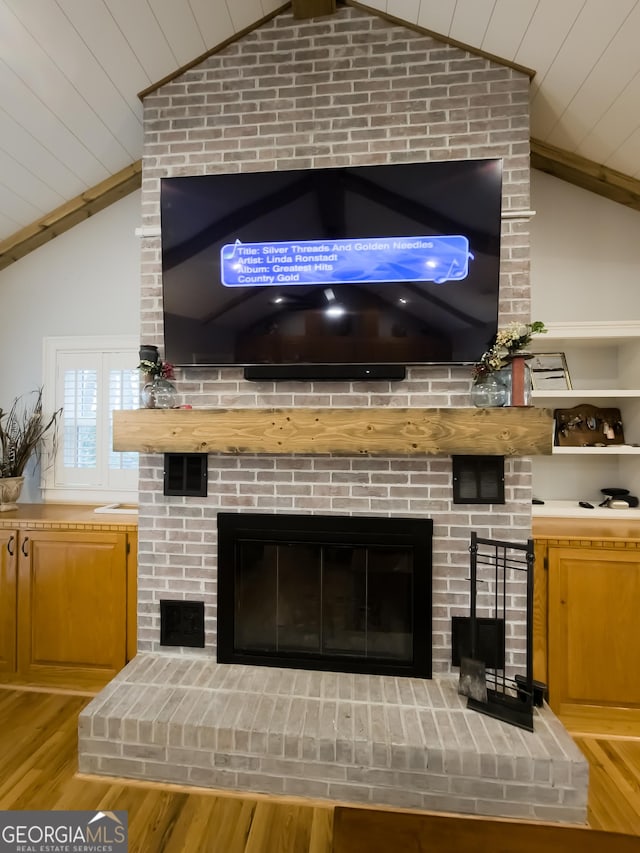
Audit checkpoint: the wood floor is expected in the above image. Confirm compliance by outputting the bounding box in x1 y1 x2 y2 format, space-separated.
1 688 639 852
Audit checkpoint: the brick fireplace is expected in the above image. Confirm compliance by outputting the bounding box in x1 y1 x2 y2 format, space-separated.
134 3 535 669
79 6 588 822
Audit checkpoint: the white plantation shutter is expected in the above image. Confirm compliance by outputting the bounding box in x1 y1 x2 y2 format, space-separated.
63 366 98 471
107 352 140 486
43 337 139 502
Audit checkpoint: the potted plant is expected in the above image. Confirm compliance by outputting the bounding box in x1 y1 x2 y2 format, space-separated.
0 388 62 511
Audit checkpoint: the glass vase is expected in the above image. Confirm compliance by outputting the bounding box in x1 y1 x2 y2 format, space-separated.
470 373 509 408
141 377 177 409
496 366 512 406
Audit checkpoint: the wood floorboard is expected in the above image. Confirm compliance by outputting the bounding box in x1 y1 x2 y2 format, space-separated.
1 689 639 852
574 736 640 836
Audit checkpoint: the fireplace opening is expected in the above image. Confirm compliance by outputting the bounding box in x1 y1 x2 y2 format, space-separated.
217 513 433 678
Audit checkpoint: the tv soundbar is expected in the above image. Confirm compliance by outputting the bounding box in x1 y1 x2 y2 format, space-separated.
243 365 407 382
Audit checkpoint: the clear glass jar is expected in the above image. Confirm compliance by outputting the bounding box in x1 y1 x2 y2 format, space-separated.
470 373 509 407
141 377 177 409
496 366 512 406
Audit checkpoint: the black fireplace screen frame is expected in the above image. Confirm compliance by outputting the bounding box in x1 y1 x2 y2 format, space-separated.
217 512 433 678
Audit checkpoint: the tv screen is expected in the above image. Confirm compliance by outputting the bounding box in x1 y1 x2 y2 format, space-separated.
160 159 502 376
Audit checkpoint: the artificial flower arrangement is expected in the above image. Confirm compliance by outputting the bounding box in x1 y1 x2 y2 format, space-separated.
137 358 175 380
472 321 547 383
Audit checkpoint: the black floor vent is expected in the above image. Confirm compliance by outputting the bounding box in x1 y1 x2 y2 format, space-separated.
160 600 205 648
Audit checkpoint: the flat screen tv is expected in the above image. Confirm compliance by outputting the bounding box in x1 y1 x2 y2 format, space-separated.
160 159 502 381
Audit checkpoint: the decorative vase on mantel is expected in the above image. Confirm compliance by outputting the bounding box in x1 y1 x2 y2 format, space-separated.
0 476 24 512
141 376 177 409
470 373 509 408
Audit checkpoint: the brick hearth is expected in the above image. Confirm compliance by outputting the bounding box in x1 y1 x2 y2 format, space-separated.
79 654 588 823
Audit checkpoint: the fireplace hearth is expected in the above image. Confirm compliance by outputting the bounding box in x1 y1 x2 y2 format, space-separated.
217 513 433 678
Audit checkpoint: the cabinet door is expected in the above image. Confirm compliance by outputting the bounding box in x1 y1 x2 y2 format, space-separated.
548 544 640 716
126 530 137 662
0 529 17 673
17 529 127 689
532 539 548 685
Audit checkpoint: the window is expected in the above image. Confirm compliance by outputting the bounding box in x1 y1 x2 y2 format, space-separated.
43 336 139 502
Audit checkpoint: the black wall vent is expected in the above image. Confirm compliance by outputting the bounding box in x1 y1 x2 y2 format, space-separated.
452 455 505 504
160 600 205 648
164 453 208 497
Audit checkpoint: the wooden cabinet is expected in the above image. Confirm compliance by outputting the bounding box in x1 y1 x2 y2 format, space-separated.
0 505 137 691
534 517 640 733
17 529 128 689
547 541 640 714
0 529 17 673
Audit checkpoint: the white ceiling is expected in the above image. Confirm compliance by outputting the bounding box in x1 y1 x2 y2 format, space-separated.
1 0 639 245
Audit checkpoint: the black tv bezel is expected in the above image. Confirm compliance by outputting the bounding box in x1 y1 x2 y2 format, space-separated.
160 158 503 380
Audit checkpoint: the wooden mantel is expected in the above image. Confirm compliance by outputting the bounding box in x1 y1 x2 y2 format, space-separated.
113 407 553 456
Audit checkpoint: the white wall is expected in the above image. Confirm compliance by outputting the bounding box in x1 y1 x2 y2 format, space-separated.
0 190 141 502
531 170 640 321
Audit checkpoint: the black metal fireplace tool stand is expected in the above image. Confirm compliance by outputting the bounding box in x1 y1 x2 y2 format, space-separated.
459 532 536 731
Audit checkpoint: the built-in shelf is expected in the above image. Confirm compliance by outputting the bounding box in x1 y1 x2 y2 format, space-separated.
552 445 640 455
532 390 640 400
532 500 640 520
113 407 554 457
530 321 640 504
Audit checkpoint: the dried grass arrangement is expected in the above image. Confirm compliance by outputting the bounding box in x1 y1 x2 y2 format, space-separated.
0 388 62 478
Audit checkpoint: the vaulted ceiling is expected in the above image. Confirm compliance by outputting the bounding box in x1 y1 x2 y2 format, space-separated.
1 0 639 269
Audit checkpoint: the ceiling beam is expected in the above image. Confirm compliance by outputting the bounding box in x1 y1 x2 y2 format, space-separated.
0 161 142 273
531 139 640 212
292 0 336 17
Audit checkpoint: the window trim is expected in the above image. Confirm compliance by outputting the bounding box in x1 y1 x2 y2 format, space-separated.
42 335 139 504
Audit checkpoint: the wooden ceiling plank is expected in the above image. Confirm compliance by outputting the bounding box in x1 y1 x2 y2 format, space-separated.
480 0 539 62
417 0 455 35
0 6 131 175
515 0 583 96
0 161 142 272
187 0 235 46
227 0 267 31
6 0 142 159
104 0 179 84
147 0 208 68
57 0 150 111
530 139 640 212
529 2 636 138
0 148 66 214
392 0 420 25
447 0 496 48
